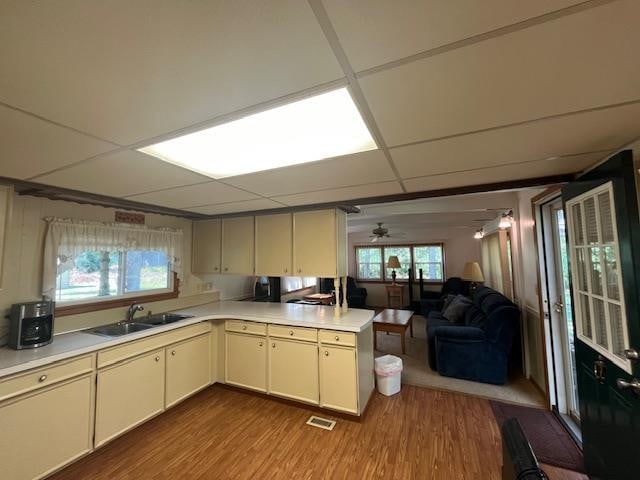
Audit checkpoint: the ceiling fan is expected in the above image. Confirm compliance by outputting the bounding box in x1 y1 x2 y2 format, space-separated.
369 223 406 242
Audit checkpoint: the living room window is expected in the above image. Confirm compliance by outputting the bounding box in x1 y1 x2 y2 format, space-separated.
355 244 444 283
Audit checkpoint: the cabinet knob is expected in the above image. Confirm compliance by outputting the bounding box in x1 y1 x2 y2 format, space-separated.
258 341 264 347
284 268 287 273
324 351 329 356
214 266 219 271
155 356 160 362
171 350 176 356
335 336 340 341
224 267 229 272
38 374 47 383
289 330 294 336
298 269 302 273
272 343 276 348
242 325 247 330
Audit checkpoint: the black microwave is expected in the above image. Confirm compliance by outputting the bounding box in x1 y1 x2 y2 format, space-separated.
8 301 55 350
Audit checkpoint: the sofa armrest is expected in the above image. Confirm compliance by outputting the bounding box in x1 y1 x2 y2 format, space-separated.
433 325 485 342
352 287 367 298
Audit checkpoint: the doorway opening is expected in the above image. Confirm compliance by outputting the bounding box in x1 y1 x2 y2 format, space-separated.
538 196 581 440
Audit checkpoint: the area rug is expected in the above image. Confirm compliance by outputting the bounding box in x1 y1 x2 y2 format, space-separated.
490 400 584 473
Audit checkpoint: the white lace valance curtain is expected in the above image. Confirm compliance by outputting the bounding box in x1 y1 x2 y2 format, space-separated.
43 217 184 298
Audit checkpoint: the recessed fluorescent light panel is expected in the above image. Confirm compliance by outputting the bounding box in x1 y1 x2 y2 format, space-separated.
138 88 377 179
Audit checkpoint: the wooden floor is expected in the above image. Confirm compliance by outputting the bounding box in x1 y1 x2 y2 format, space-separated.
49 384 581 480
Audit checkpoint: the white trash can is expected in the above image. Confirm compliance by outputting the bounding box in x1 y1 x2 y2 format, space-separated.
375 355 403 396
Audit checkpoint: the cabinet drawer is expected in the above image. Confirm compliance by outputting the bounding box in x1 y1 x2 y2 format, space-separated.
318 330 355 347
0 354 94 402
98 322 211 368
268 324 317 342
225 320 266 336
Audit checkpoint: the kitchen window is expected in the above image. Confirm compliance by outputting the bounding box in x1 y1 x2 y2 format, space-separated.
43 217 183 315
355 244 445 283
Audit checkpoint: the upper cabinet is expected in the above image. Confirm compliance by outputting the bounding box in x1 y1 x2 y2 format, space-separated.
293 209 347 278
255 213 292 276
192 208 347 278
0 185 12 290
221 217 255 275
192 219 222 274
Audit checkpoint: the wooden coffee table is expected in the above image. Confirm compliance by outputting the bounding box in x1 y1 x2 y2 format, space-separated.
373 309 414 354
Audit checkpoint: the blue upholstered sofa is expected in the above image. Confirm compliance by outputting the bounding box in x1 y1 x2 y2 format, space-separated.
426 286 519 385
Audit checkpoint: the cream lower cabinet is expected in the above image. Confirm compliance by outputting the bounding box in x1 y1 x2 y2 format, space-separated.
268 338 319 404
166 333 211 408
95 349 165 448
0 375 93 480
225 332 267 392
319 345 358 414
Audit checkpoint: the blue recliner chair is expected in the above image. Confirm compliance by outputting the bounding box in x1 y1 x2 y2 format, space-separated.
426 286 519 385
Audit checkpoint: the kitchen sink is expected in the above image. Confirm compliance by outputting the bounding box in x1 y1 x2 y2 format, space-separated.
89 322 155 337
143 313 194 325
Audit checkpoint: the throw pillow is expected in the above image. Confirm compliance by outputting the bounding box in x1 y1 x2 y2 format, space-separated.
442 295 472 324
441 294 457 311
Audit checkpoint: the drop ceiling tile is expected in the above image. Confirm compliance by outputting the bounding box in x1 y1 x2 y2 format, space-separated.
391 102 640 178
223 150 394 197
403 152 608 192
324 0 582 71
125 182 259 209
186 199 283 215
0 1 343 145
272 181 402 206
0 105 115 179
359 0 640 146
32 150 212 197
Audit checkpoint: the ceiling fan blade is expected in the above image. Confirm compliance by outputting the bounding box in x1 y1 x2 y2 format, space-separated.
370 236 379 243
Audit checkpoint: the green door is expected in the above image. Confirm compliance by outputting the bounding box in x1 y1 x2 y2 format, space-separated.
562 150 640 479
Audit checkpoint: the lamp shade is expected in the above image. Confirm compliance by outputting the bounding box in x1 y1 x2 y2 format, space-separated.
462 262 484 282
386 255 401 269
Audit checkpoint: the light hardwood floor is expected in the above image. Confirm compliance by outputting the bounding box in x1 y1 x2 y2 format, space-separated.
49 384 580 480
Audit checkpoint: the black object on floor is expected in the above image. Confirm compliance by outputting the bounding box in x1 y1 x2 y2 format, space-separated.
491 401 584 473
501 418 548 480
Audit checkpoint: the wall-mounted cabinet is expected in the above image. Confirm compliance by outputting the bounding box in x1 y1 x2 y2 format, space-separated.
192 208 347 278
293 209 347 278
255 213 292 276
221 217 255 275
192 219 222 274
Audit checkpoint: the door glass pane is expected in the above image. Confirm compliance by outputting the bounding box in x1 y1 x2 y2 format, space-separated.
603 246 619 300
583 197 599 244
592 298 607 348
598 192 614 243
576 248 587 291
572 204 584 245
580 294 592 339
588 247 603 296
608 303 626 359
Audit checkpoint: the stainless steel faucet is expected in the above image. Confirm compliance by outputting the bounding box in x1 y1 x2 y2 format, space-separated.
126 303 144 323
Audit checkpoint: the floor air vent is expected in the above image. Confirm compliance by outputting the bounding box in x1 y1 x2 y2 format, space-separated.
306 415 336 431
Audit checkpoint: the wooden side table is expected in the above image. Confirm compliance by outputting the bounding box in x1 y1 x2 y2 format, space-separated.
385 284 405 309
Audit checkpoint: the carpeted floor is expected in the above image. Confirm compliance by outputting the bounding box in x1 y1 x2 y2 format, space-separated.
491 400 584 472
374 314 546 407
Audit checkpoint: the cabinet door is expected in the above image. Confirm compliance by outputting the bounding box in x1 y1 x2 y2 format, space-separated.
95 349 165 447
293 210 337 277
225 332 266 392
222 217 255 274
255 213 292 276
319 345 358 414
269 338 319 404
192 219 222 273
166 334 211 408
0 375 93 480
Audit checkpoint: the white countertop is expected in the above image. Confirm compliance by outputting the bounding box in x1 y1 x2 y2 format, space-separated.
0 301 374 378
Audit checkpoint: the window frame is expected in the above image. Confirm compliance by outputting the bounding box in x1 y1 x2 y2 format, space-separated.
55 250 178 317
354 243 445 284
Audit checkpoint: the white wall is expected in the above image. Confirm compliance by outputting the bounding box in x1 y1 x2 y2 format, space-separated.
348 226 481 307
0 194 253 343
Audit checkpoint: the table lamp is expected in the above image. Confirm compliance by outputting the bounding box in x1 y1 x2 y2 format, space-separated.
387 256 401 284
462 261 484 292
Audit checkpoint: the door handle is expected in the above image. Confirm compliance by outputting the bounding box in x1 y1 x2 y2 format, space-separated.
593 357 606 384
623 349 639 361
616 378 640 393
